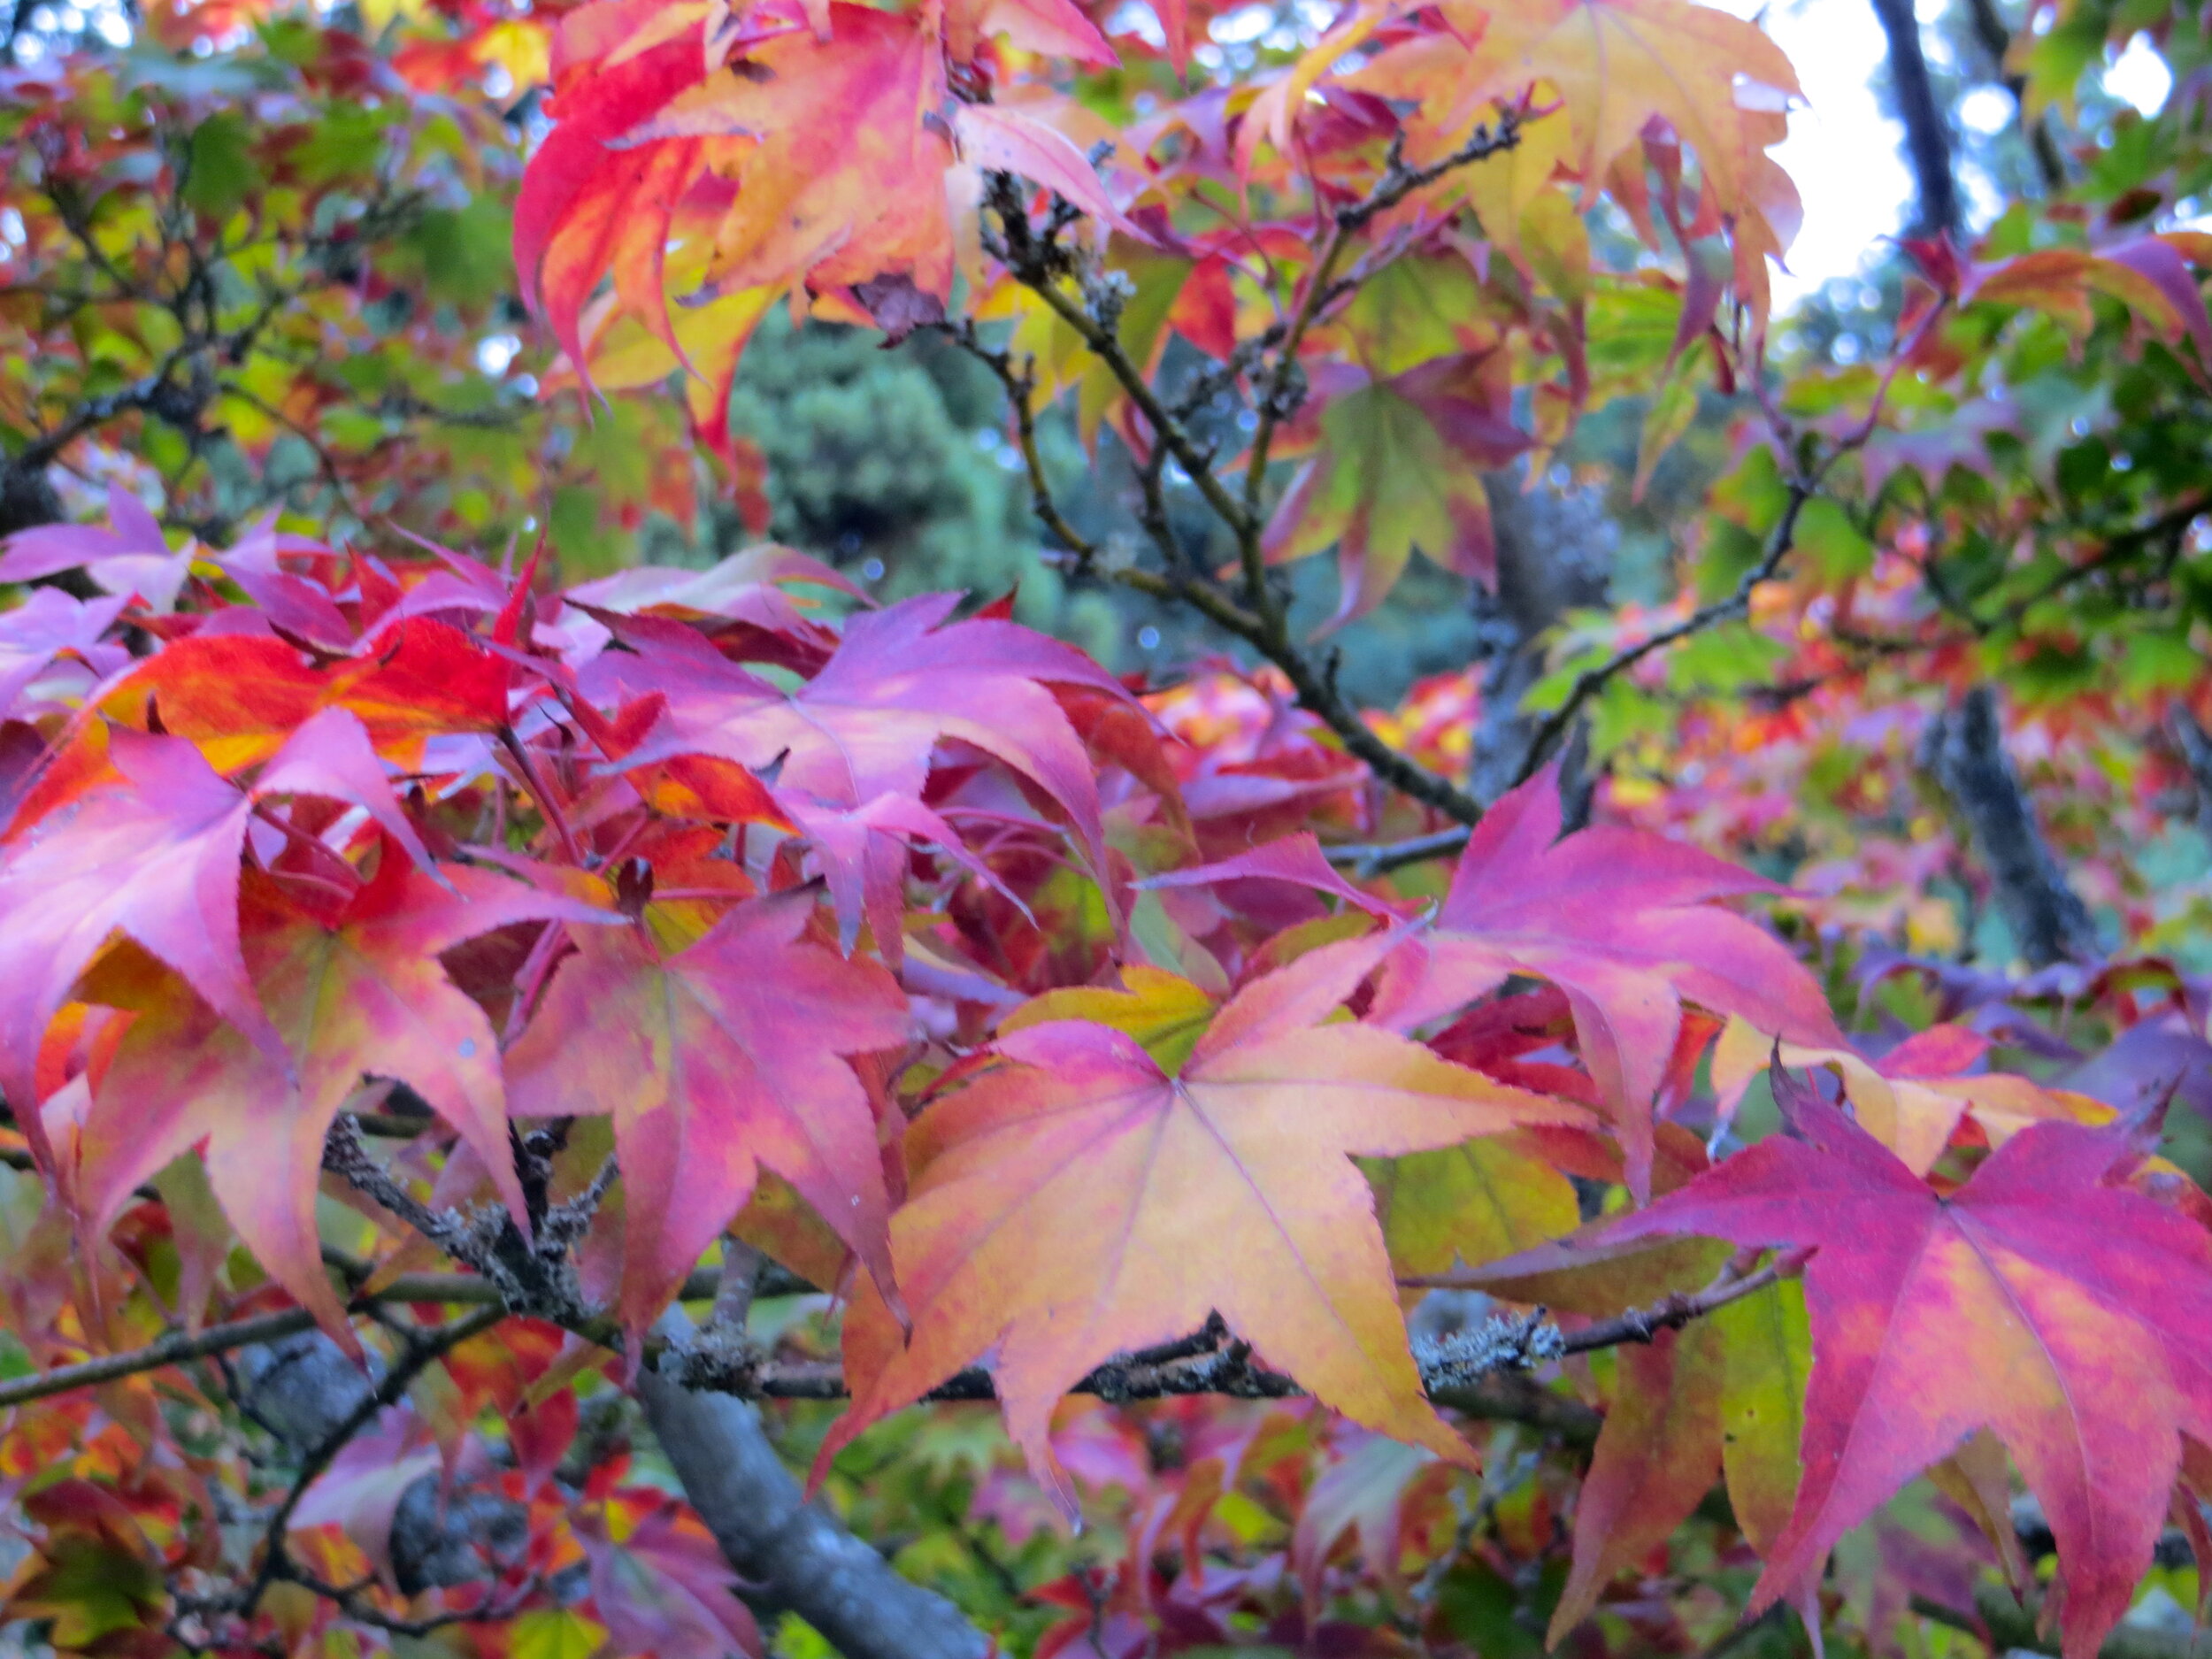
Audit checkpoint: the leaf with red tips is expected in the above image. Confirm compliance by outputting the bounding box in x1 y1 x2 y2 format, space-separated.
1594 1080 2212 1659
329 618 515 742
513 38 704 373
1371 766 1841 1196
99 618 512 773
601 594 1133 878
503 887 909 1338
825 933 1590 1499
98 634 326 772
74 856 604 1349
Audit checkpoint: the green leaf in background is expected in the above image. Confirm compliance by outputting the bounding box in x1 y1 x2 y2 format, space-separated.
183 111 259 221
1791 496 1873 582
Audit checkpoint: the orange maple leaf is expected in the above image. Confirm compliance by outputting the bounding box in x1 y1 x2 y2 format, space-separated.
825 933 1588 1499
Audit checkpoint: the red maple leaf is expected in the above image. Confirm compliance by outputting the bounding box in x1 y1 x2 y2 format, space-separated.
1601 1073 2212 1659
503 886 910 1337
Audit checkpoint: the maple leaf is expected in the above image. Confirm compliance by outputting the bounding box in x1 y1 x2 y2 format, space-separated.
0 589 129 721
0 484 192 612
580 1503 764 1659
1372 768 1839 1194
824 933 1589 1497
1595 1075 2212 1659
288 1410 442 1576
530 4 956 389
513 35 707 380
0 712 429 1176
1550 1321 1724 1638
1709 1016 2114 1177
524 4 1138 425
503 886 910 1337
638 5 956 303
1966 235 2212 378
98 618 513 773
1263 353 1529 626
783 791 1011 964
1368 1134 1581 1283
72 855 602 1349
565 543 861 639
1364 0 1800 220
1539 1274 1811 1640
1155 769 1840 1194
598 592 1133 879
1289 1430 1448 1608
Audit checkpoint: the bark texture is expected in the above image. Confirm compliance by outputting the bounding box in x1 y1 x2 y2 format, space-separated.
637 1309 990 1659
1467 471 1614 826
1928 685 2100 967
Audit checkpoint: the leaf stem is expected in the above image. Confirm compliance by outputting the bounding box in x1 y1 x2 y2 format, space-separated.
496 726 586 866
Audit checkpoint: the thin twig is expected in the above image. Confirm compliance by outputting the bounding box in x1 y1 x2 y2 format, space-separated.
1510 480 1814 789
278 1565 543 1639
1241 111 1525 531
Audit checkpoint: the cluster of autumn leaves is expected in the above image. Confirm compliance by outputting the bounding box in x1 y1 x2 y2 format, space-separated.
2 501 2209 1656
517 0 1816 612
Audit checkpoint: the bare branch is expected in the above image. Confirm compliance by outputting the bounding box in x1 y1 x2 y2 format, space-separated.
0 1306 329 1412
1241 111 1525 532
939 322 1115 579
638 1307 993 1659
979 127 1524 832
1513 480 1812 787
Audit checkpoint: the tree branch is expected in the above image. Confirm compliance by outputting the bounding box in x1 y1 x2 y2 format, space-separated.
979 121 1530 833
0 1252 1654 1442
636 1307 993 1659
0 1305 329 1411
1326 479 1814 873
1241 113 1526 531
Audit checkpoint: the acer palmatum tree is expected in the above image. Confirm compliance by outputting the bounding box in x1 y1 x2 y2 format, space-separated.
5 0 2212 1655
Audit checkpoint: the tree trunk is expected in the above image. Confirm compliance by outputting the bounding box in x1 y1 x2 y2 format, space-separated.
1870 0 1963 239
1466 471 1615 826
1927 685 2100 967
